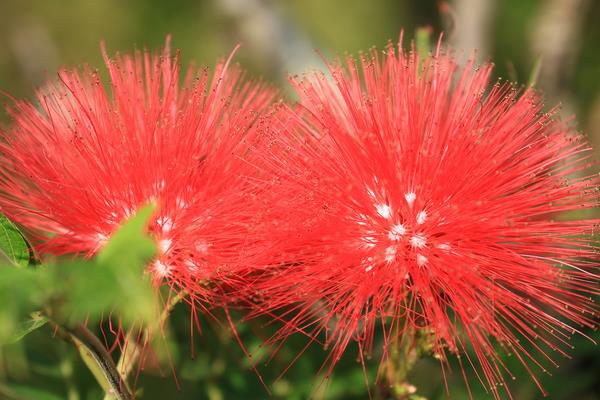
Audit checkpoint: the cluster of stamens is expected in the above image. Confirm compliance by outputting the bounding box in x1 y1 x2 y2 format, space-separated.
360 189 451 273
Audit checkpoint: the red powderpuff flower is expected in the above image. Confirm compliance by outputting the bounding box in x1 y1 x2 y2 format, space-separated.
251 42 600 398
0 38 275 302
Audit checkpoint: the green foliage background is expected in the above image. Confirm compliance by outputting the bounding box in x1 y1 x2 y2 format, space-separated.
0 1 598 399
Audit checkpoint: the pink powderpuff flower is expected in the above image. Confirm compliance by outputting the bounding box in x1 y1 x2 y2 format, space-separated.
249 41 600 398
0 37 275 304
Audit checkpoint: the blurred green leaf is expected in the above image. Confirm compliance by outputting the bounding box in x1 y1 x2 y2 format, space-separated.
0 203 159 399
0 215 30 268
30 363 66 379
0 267 47 345
527 55 543 88
0 383 64 400
62 203 158 326
95 203 156 266
7 312 48 344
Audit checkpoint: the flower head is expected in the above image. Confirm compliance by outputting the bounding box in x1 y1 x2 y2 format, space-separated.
251 42 600 397
0 38 274 301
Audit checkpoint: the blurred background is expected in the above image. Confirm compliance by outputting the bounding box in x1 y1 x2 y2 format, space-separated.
0 0 599 399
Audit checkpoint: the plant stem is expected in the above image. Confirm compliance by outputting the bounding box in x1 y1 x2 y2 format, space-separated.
377 328 431 400
47 320 132 400
102 290 187 400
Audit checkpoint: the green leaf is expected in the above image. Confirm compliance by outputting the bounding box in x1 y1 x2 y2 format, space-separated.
7 312 48 344
527 55 543 88
96 203 156 266
0 383 64 400
0 215 30 268
30 363 66 379
62 203 158 326
0 268 47 344
0 205 158 400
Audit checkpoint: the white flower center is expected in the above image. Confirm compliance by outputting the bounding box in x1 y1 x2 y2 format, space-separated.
410 234 427 249
416 210 427 225
152 260 171 278
375 203 392 219
161 217 174 233
359 188 452 274
388 223 407 240
159 238 172 253
405 192 416 207
385 246 397 262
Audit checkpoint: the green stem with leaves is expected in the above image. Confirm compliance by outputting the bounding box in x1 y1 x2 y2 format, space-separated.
102 290 187 400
